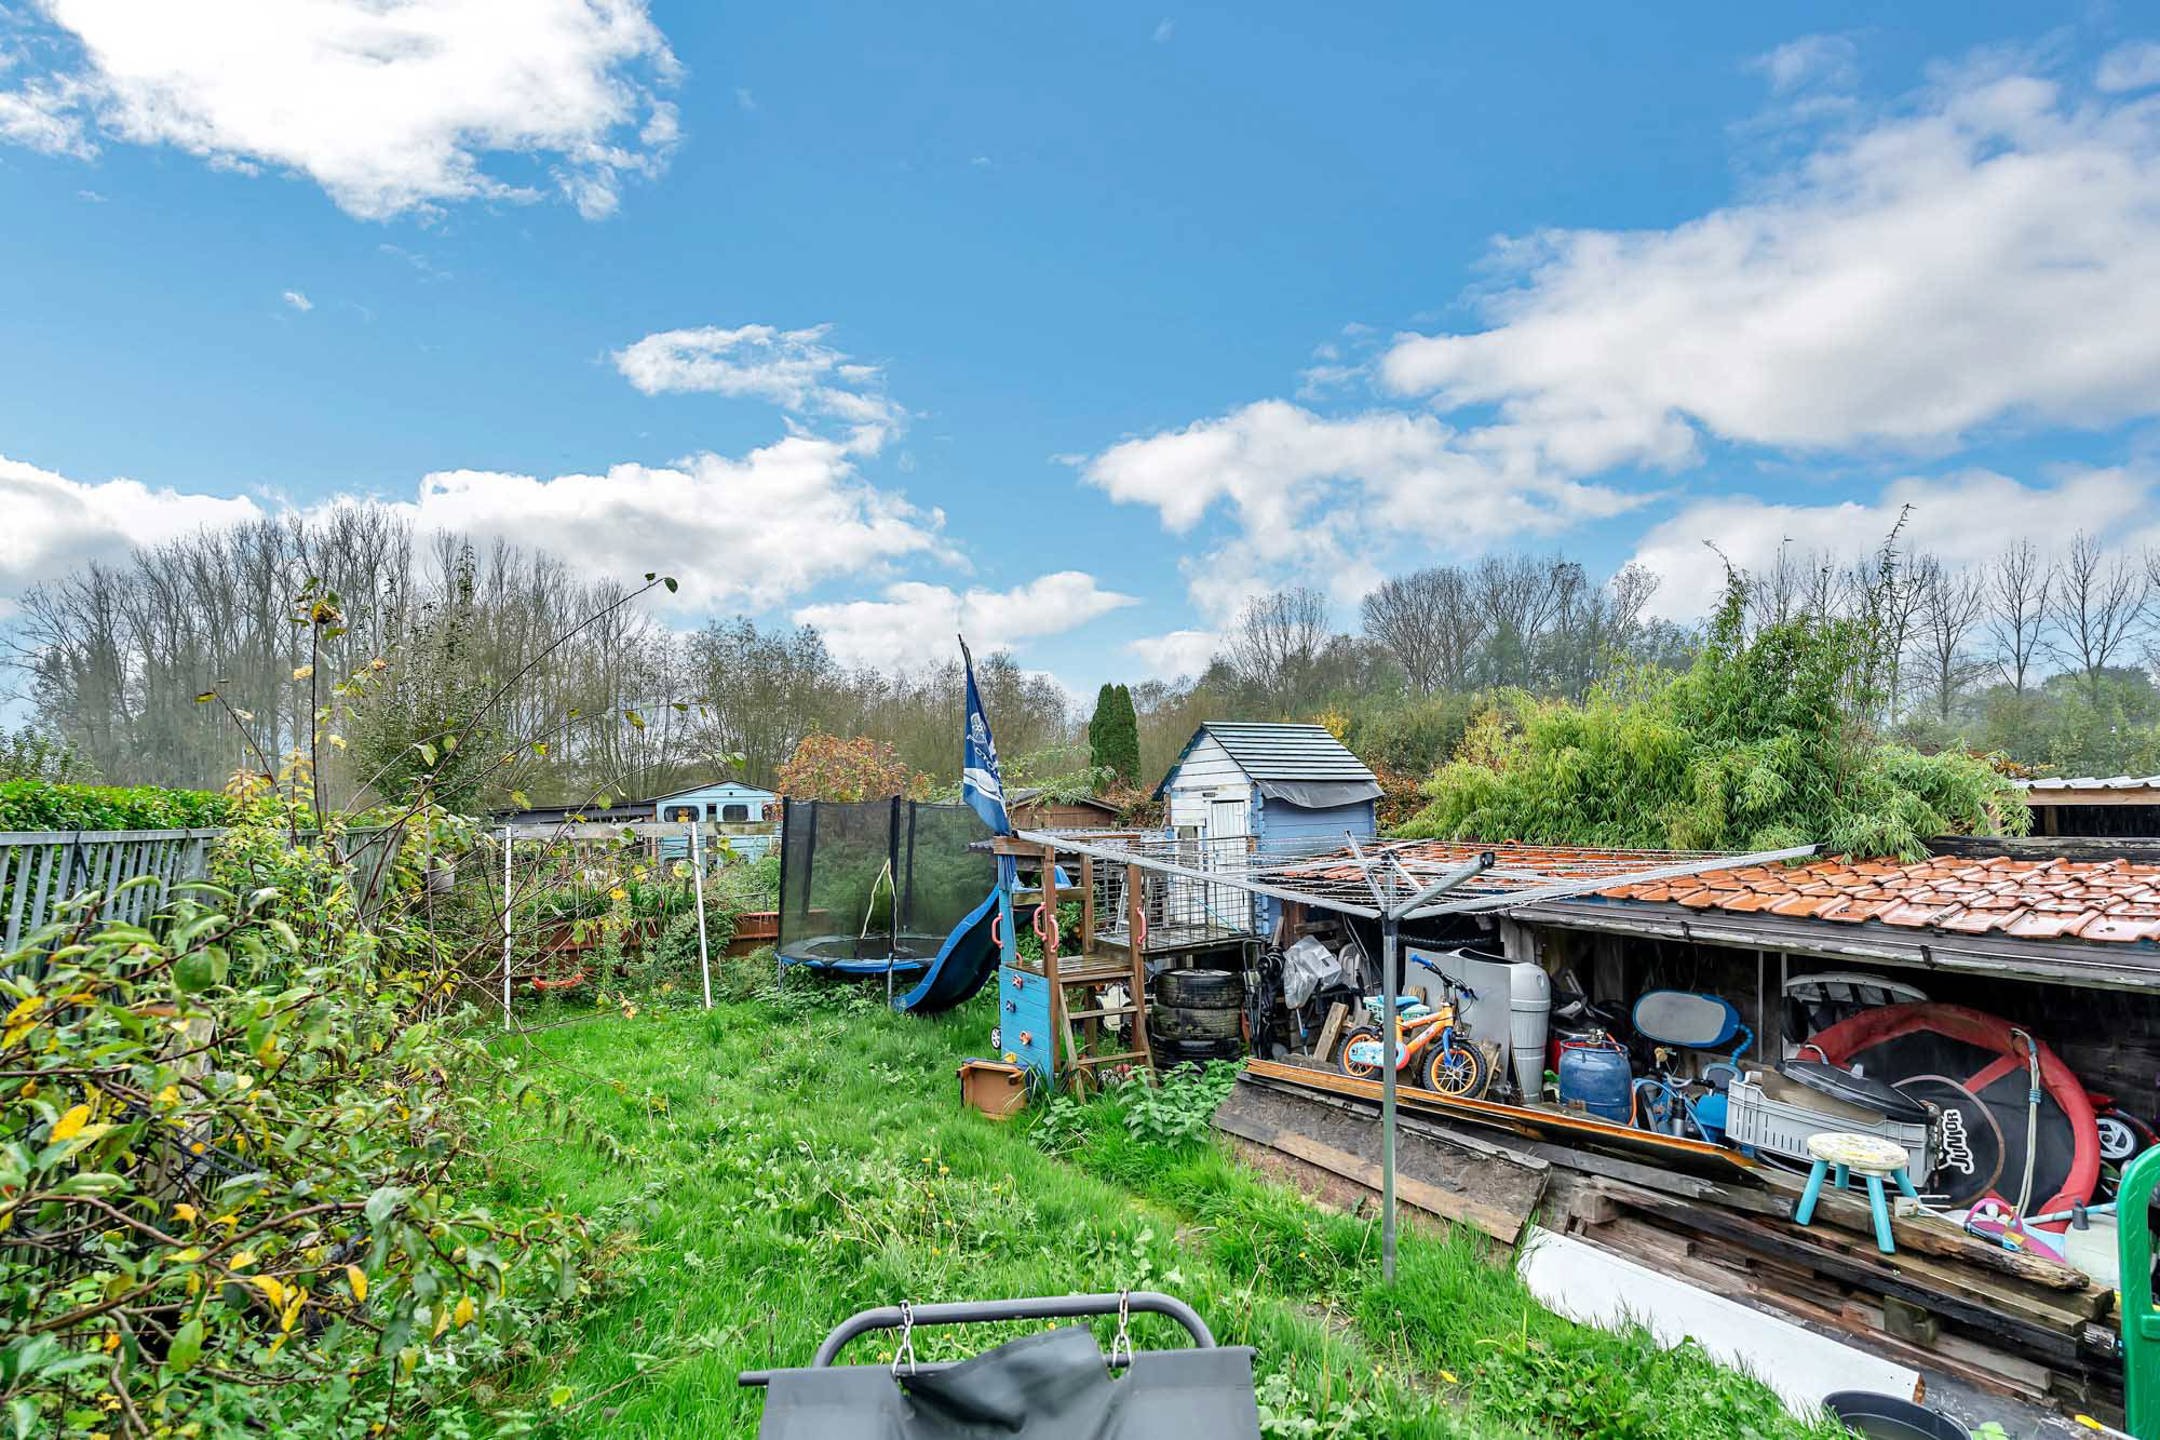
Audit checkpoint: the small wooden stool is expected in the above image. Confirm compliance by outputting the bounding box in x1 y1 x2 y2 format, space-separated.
1794 1131 1919 1254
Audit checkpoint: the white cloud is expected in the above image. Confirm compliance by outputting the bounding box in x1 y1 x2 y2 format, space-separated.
612 324 901 437
0 435 950 619
1127 628 1217 682
0 454 264 615
1629 467 2156 618
1751 34 1858 95
2098 41 2160 94
1381 60 2160 468
1083 400 1636 547
1078 399 1641 618
406 436 947 611
0 77 91 156
1153 19 1175 44
281 289 312 312
793 572 1137 670
0 0 681 220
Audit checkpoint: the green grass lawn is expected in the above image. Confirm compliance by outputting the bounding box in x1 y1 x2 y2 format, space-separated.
474 966 1839 1439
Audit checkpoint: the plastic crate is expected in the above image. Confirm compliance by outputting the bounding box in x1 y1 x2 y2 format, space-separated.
1725 1071 1934 1179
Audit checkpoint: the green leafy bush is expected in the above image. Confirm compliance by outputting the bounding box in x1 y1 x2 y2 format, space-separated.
1014 900 1083 963
638 898 742 989
1117 1061 1241 1146
1402 574 2027 859
0 780 235 831
0 800 592 1436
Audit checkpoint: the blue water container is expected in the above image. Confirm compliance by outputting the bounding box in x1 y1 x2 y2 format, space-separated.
1558 1042 1633 1123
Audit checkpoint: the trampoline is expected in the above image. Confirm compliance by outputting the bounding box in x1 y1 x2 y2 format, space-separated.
778 798 1003 1014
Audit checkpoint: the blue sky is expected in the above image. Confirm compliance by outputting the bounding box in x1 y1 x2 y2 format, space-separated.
2 1 2157 698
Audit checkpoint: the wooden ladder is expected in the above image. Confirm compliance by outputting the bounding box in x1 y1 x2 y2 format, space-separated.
1036 843 1153 1087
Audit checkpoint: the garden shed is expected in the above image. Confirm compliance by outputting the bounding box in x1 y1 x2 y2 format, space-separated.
1153 722 1383 936
650 779 778 826
649 780 779 861
1154 721 1380 854
2018 775 2160 839
1006 787 1121 832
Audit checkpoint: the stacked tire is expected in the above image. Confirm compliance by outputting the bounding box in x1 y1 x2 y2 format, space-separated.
1151 968 1245 1065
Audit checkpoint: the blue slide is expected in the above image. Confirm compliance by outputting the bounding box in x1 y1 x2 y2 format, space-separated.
890 888 1006 1014
777 886 1014 1014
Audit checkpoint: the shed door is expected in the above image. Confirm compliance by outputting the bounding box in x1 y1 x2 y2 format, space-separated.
1204 797 1251 932
1207 797 1248 842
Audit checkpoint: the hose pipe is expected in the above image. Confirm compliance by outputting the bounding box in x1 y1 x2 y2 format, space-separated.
2010 1027 2042 1223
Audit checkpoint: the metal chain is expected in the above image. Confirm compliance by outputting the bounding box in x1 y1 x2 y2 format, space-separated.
891 1300 917 1376
1109 1290 1133 1368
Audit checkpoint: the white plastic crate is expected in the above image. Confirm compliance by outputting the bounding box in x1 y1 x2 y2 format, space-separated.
1725 1071 1934 1180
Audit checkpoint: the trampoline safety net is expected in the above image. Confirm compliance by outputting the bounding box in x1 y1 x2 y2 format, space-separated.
779 799 996 966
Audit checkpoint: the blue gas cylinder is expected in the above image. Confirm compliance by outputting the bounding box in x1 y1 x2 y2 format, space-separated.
1557 1042 1633 1123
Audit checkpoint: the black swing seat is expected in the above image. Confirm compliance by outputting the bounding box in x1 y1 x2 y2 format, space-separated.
739 1291 1262 1438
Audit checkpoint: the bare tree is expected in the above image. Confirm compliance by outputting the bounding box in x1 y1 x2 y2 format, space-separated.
1472 554 1571 687
1227 587 1331 710
1875 549 1930 719
1360 566 1485 695
2053 533 2148 702
1911 557 1988 723
1986 540 2053 694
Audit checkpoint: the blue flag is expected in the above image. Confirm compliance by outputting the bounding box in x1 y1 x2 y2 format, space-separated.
959 638 1011 835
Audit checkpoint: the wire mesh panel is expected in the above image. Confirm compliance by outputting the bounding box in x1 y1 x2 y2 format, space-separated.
894 802 996 960
779 800 995 966
780 800 894 961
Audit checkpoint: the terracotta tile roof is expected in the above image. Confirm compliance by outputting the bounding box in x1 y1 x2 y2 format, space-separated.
1595 854 2160 945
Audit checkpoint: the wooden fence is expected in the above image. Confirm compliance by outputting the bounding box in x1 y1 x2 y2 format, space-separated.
0 828 225 954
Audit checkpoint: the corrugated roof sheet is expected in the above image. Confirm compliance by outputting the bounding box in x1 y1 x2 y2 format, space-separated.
1595 853 2160 945
1197 722 1376 783
1307 840 1726 899
2018 775 2160 794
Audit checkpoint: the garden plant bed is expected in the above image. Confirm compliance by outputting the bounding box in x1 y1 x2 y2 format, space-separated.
472 970 1847 1440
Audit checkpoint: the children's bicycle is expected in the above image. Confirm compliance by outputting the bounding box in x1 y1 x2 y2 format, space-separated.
1336 971 1488 1099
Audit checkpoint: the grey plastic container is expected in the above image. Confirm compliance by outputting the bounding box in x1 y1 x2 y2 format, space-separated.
1725 1070 1934 1179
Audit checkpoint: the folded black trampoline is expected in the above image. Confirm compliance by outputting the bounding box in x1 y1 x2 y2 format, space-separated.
740 1292 1262 1438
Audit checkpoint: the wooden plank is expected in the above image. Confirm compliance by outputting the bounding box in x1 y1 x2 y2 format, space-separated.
1313 1001 1349 1066
1753 1167 2097 1295
1215 1078 1545 1243
1124 862 1144 969
1601 1176 2103 1332
1237 1072 1550 1168
1247 1058 1758 1177
1215 1099 1532 1243
1604 1184 2095 1366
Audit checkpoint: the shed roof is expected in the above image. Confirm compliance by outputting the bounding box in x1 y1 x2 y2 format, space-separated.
2017 775 2160 802
1007 787 1119 814
649 778 777 803
1595 852 2160 945
1155 721 1376 799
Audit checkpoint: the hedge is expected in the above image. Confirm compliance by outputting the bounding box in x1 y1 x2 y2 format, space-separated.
0 780 235 831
